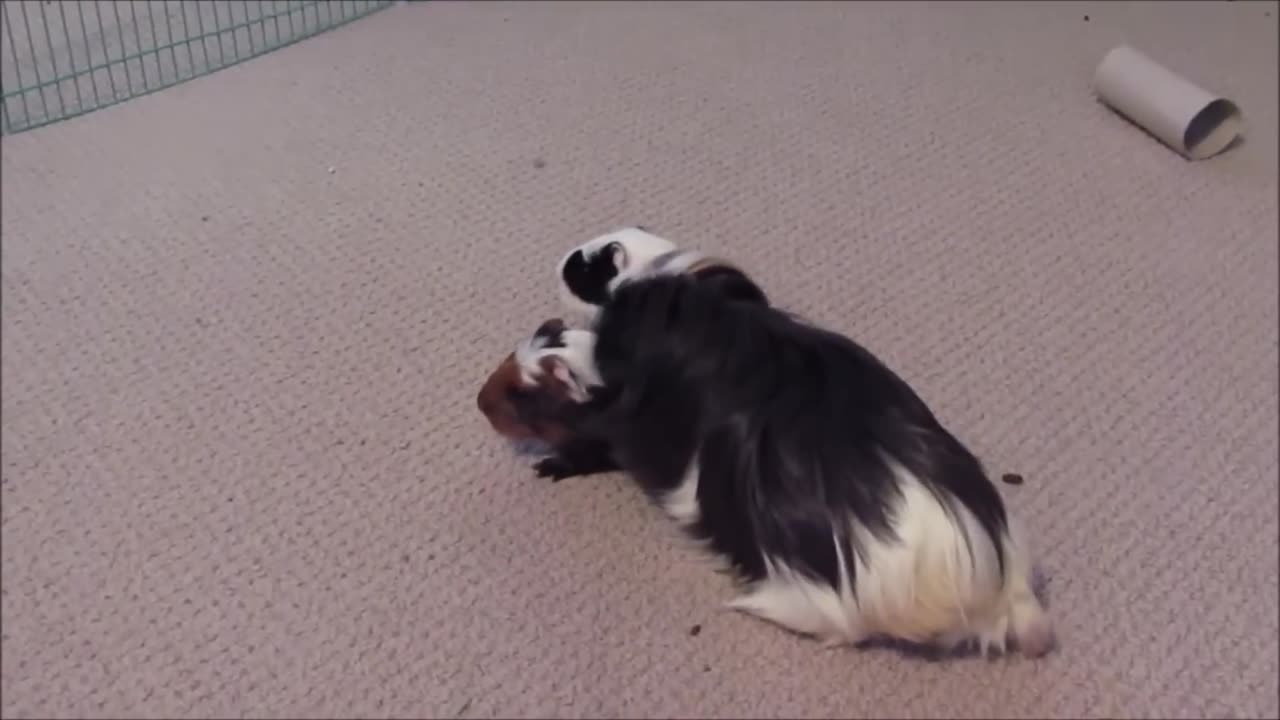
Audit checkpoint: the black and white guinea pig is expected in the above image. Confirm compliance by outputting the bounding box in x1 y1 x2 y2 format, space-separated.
556 226 768 320
543 230 1055 659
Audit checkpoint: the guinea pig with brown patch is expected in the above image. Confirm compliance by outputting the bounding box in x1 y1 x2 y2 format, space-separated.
476 318 619 481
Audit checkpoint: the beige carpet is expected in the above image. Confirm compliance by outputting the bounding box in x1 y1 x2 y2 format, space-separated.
2 1 1277 717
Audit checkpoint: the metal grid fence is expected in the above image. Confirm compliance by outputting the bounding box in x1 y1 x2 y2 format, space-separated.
1 0 395 135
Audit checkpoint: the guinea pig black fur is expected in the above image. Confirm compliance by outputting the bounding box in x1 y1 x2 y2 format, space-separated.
476 318 618 481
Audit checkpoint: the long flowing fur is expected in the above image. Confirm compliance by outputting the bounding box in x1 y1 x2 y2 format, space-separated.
547 238 1055 658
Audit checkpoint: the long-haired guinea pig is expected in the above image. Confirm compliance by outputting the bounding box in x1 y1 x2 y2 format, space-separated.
556 226 768 320
544 234 1056 659
476 318 619 481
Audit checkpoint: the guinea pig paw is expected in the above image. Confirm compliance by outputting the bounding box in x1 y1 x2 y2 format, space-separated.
533 457 578 482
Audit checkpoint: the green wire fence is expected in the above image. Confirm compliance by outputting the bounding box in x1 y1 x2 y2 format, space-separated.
1 0 396 135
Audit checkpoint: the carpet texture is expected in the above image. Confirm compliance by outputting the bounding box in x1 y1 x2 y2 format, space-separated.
2 2 1277 718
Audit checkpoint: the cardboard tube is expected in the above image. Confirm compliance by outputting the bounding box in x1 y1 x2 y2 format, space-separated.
1093 45 1243 160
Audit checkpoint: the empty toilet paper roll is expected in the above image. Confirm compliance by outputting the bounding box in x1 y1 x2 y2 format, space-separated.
1093 45 1243 160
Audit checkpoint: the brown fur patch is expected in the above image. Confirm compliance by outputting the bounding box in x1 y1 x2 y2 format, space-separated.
685 255 735 274
476 352 536 440
476 335 579 448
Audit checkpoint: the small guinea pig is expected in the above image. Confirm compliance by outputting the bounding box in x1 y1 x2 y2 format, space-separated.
476 350 568 447
556 226 768 319
476 318 617 480
476 318 579 445
557 226 676 318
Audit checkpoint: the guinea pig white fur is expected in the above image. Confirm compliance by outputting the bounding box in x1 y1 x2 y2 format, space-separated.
541 249 1055 659
513 321 602 402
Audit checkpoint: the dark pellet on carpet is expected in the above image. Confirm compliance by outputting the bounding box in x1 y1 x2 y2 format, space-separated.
690 624 702 636
1001 473 1025 485
1083 14 1090 21
533 158 547 169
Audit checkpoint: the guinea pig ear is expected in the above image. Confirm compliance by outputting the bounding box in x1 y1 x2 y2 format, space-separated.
605 240 628 271
538 318 567 333
534 318 568 341
538 356 591 403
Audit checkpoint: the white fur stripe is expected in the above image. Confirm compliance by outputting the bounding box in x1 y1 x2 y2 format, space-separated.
661 455 701 526
513 329 602 395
